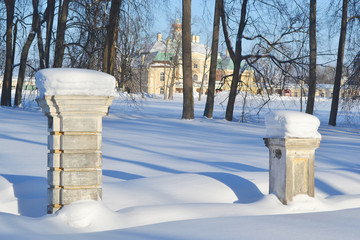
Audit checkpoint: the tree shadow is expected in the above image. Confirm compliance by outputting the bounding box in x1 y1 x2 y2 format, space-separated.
0 133 47 146
198 172 264 203
1 174 47 217
210 162 267 172
103 170 144 180
103 155 185 174
315 178 344 196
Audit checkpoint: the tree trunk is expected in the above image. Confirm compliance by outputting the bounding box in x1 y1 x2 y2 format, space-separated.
102 0 122 75
168 65 176 100
204 0 221 118
1 0 15 107
37 25 46 69
182 0 194 119
14 0 40 106
224 0 248 121
198 73 205 101
306 0 317 115
53 0 70 68
329 0 348 126
45 0 55 68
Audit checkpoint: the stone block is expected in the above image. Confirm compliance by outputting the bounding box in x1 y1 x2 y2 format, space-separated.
48 152 102 168
48 134 102 151
48 187 102 205
49 115 102 132
37 96 114 116
48 169 102 187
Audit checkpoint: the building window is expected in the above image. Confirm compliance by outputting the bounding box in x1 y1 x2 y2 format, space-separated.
194 63 198 69
160 87 164 94
160 72 165 82
193 74 198 82
294 92 298 97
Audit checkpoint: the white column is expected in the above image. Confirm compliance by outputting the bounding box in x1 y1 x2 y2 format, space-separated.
35 68 115 213
263 111 321 204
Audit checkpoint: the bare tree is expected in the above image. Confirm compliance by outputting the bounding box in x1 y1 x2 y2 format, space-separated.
14 0 40 106
1 0 15 107
220 0 308 121
329 0 348 126
66 0 108 69
168 39 182 100
204 0 221 118
44 0 55 68
36 0 56 69
182 0 194 119
306 0 317 115
102 0 122 75
53 0 71 68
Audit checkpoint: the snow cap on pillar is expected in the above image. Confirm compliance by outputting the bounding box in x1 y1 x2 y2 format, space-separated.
265 111 321 139
35 68 116 97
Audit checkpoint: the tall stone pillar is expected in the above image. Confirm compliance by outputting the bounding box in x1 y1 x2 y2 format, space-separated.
35 68 115 213
263 111 321 204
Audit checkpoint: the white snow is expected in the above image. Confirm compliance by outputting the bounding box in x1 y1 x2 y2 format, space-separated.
0 91 360 239
265 110 321 138
35 68 116 97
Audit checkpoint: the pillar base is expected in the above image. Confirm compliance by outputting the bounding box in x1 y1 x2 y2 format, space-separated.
264 137 321 204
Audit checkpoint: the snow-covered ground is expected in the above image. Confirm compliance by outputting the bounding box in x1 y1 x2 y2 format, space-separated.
0 92 359 239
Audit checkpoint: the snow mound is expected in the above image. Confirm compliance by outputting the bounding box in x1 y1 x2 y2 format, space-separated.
265 111 321 138
35 68 116 97
0 176 18 215
55 200 122 231
104 174 239 211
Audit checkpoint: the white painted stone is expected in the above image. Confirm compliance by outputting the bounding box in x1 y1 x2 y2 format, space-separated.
48 152 102 168
37 95 113 213
264 137 320 204
48 134 102 151
49 115 102 132
48 170 102 186
48 187 102 205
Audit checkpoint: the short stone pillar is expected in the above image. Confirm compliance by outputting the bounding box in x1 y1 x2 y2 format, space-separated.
263 111 321 204
35 68 115 213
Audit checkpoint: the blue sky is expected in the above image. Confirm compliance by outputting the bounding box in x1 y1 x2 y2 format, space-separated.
151 0 340 65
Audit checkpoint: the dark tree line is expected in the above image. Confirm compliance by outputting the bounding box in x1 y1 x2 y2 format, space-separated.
0 0 153 107
0 0 359 126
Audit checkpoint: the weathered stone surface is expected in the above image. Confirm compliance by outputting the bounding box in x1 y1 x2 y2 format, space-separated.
37 95 113 213
50 115 103 132
48 169 102 186
48 152 102 168
37 95 114 116
48 134 102 151
48 187 102 205
264 137 320 204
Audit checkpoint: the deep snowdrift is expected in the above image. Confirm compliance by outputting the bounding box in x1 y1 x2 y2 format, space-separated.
0 92 359 239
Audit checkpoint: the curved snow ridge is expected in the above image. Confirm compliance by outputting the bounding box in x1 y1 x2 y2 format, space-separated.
0 176 18 215
52 194 360 232
103 173 240 211
35 68 116 97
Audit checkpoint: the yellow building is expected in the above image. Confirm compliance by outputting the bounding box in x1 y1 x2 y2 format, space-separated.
138 32 211 96
136 20 257 96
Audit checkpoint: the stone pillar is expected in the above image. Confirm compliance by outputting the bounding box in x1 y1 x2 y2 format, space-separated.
35 68 115 213
264 138 320 204
37 96 113 213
